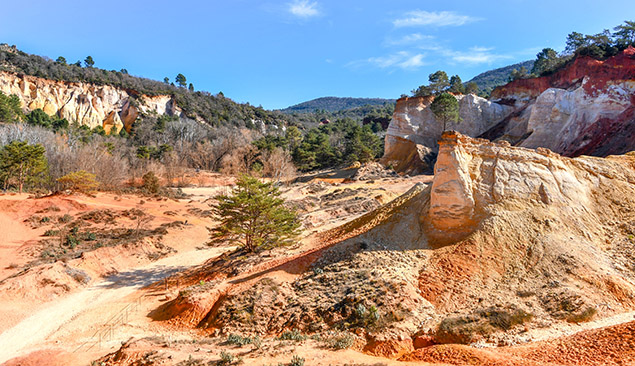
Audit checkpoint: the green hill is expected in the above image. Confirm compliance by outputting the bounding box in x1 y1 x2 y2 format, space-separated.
281 97 396 114
467 60 535 95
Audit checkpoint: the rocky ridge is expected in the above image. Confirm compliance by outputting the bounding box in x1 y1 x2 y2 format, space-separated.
383 47 635 173
0 71 180 133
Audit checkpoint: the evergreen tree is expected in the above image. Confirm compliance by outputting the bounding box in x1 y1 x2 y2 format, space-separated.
565 32 587 54
175 73 187 88
285 126 302 150
344 124 382 164
0 141 48 193
210 175 300 252
448 75 465 94
509 66 529 81
57 170 99 194
84 55 95 68
56 56 67 65
25 108 51 127
614 21 635 47
428 70 450 95
531 48 559 75
188 83 194 92
430 93 460 131
0 92 23 122
464 82 479 95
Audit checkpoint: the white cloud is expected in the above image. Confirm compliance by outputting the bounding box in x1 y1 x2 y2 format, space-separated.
399 54 426 69
445 46 511 64
394 10 479 27
384 33 435 46
364 51 427 70
288 0 320 18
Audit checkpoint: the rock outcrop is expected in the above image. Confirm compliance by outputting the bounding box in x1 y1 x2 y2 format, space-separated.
383 47 635 173
382 94 513 173
0 71 181 133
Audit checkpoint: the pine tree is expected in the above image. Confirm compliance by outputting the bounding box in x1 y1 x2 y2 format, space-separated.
84 55 95 68
175 73 187 88
0 141 48 193
210 175 300 252
0 91 23 122
430 93 461 131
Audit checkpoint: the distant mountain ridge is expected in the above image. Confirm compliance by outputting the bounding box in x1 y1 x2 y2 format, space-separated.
281 97 396 113
467 60 535 95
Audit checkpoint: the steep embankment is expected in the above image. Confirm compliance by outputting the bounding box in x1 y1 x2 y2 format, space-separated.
383 47 635 173
0 71 180 133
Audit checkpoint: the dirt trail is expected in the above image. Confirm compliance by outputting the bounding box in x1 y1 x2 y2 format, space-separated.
0 237 231 364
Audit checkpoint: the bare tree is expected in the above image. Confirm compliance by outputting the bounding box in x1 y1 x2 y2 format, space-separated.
262 147 297 183
220 144 259 176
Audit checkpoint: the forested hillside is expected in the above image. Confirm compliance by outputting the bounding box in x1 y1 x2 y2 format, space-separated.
466 60 534 96
281 97 395 113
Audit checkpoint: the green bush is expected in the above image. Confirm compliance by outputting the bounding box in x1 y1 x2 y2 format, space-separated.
43 229 59 237
323 332 355 350
289 355 305 366
278 329 307 342
65 234 80 249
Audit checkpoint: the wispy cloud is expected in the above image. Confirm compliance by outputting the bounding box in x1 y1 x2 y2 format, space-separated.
288 0 320 18
351 51 427 70
445 46 511 64
393 10 479 27
384 33 435 46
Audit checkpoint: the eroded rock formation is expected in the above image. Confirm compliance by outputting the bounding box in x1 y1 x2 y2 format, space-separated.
382 94 513 173
0 71 181 133
162 132 635 352
383 47 635 173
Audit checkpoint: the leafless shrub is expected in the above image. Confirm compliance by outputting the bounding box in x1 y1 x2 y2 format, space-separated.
220 144 259 176
261 147 297 183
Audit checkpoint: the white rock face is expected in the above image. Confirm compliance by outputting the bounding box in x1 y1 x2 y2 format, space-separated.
383 79 635 173
515 79 635 154
382 94 514 173
0 71 181 133
386 94 513 150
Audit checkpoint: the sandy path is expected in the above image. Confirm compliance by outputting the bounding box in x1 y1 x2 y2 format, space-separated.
0 243 230 364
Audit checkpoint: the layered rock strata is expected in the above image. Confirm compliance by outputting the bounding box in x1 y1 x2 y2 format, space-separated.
0 71 181 133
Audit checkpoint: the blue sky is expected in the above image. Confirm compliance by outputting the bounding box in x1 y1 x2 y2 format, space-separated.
1 1 633 109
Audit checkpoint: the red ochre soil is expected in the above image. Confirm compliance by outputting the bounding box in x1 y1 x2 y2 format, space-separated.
400 320 635 366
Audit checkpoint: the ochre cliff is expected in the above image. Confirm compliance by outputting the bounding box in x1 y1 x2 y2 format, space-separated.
383 47 635 173
0 71 181 133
